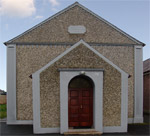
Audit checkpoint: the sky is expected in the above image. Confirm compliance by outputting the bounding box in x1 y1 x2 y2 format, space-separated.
0 0 150 91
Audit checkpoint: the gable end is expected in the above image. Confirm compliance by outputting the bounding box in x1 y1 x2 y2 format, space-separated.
4 2 145 46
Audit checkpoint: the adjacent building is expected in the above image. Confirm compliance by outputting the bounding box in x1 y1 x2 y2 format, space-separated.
143 59 150 113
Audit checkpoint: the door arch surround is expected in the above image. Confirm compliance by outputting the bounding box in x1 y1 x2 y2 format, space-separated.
68 75 94 128
59 69 103 134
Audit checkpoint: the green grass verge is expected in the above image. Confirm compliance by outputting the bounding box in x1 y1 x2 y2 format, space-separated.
0 104 7 119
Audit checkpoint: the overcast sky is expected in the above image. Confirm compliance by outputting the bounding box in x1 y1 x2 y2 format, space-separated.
0 0 149 91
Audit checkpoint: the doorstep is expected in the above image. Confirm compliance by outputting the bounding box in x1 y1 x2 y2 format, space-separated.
64 129 102 135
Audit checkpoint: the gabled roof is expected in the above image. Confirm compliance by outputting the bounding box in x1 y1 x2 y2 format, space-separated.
4 2 145 46
33 39 128 76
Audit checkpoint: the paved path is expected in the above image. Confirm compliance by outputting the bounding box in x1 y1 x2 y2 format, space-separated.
0 123 149 136
0 114 149 136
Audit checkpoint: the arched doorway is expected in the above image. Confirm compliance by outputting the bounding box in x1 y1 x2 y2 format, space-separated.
68 75 94 128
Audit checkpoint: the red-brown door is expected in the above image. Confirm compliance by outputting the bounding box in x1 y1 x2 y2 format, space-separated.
68 88 93 127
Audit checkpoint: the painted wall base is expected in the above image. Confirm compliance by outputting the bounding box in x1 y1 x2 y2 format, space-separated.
103 126 127 133
34 128 60 134
128 117 143 124
7 120 33 125
134 117 143 123
128 118 134 124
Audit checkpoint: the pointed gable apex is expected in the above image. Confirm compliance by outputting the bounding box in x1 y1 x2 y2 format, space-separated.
33 39 128 76
5 2 144 46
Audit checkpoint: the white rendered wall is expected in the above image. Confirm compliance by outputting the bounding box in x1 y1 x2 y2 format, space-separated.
7 44 16 124
134 46 143 123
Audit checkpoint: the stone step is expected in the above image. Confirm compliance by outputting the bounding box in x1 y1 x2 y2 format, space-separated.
64 130 102 135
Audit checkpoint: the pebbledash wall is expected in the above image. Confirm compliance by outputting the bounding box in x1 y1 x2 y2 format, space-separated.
11 6 136 44
40 44 121 127
6 2 143 130
11 5 136 120
16 46 70 120
32 40 129 133
16 44 134 121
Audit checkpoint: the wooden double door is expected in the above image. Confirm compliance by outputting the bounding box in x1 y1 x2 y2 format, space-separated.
68 88 93 127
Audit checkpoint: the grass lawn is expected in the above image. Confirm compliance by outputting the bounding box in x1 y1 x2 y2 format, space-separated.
0 104 7 119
